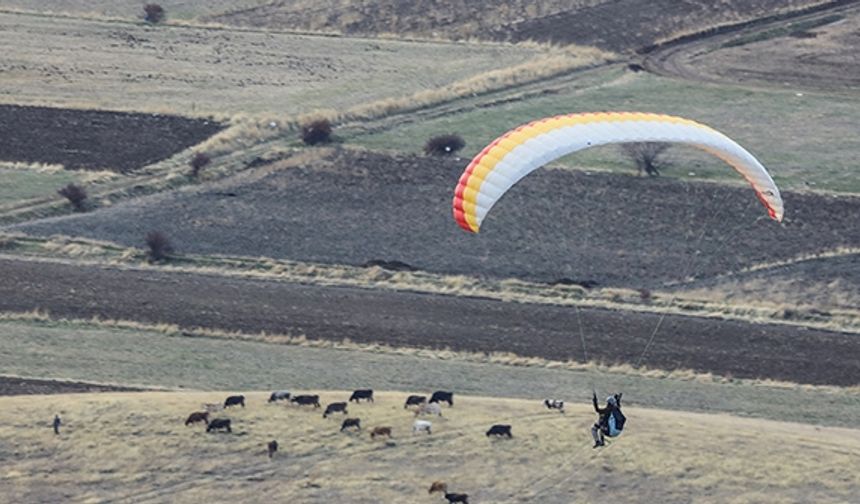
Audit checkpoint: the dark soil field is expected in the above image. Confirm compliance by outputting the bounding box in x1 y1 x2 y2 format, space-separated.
0 105 222 172
1 257 858 386
212 0 833 52
0 376 142 396
12 148 859 290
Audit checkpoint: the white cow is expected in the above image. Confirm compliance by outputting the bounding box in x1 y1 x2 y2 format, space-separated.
269 390 291 403
413 420 432 435
415 402 443 417
543 399 565 413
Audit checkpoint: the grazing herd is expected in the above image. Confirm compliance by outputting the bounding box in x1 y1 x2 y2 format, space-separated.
181 389 569 502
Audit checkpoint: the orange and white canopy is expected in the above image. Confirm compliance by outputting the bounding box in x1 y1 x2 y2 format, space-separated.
452 112 783 233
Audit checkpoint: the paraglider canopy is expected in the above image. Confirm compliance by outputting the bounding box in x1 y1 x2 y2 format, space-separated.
452 112 783 233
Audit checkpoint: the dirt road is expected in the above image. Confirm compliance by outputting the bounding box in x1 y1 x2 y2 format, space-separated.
1 258 857 386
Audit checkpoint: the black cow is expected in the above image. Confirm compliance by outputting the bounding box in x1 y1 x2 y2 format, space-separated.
267 440 278 458
544 399 565 413
404 395 426 409
323 402 348 418
224 395 245 408
207 418 232 433
349 389 374 403
445 493 469 504
340 418 361 432
291 394 321 408
486 424 512 438
268 390 291 402
429 391 454 407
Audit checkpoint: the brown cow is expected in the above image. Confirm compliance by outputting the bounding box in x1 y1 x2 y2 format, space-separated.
185 411 209 426
370 426 392 439
429 481 448 494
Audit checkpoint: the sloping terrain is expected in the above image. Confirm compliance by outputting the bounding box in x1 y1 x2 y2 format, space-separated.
2 391 857 503
0 376 142 396
12 149 859 289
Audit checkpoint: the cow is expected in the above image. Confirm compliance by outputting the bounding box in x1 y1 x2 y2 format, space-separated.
267 440 278 459
429 481 448 494
544 399 565 413
323 402 348 418
224 395 245 408
291 394 321 408
486 424 513 438
268 390 291 403
340 418 361 432
202 403 222 412
445 492 469 503
415 402 442 417
413 420 432 435
184 411 209 426
429 391 454 407
370 426 392 439
207 418 231 433
404 395 426 409
349 389 374 403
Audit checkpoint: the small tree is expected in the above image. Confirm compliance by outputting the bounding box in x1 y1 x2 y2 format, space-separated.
189 152 211 178
145 231 173 262
57 183 88 211
300 119 332 145
621 142 669 176
143 4 165 24
424 134 465 156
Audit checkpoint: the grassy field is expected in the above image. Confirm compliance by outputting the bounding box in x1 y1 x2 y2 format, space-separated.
0 0 273 21
1 391 857 503
348 66 860 193
0 11 570 118
1 318 858 427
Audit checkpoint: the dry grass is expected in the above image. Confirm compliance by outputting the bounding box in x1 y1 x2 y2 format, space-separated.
1 391 857 503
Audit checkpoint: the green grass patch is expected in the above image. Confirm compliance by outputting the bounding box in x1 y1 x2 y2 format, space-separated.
0 168 81 206
347 68 860 193
722 14 845 48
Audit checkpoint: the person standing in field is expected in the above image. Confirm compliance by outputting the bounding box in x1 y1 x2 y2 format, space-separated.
53 414 61 435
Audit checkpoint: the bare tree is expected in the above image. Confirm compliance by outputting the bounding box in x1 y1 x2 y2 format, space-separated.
621 142 669 176
301 119 332 145
189 152 211 178
144 4 165 24
145 231 173 262
57 183 88 211
424 134 465 156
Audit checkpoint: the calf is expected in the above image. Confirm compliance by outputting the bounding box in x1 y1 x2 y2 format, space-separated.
413 420 432 435
323 402 348 418
224 395 245 408
184 411 209 426
340 418 361 432
268 390 291 403
349 389 374 403
429 391 454 407
486 424 512 438
206 418 232 433
267 440 278 459
404 395 426 409
544 399 565 413
445 492 469 504
290 394 321 408
370 426 392 439
415 402 442 417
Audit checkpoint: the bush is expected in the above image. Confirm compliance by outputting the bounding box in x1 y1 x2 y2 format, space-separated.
57 183 88 211
301 119 332 145
424 134 465 156
144 4 165 24
145 231 173 262
621 142 669 176
189 152 211 178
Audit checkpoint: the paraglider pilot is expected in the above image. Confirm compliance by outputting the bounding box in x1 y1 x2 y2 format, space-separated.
591 392 624 448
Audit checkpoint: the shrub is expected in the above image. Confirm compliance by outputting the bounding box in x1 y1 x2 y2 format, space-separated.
301 119 332 145
144 4 165 24
189 152 211 178
424 134 465 156
621 142 669 176
145 231 173 262
57 183 88 211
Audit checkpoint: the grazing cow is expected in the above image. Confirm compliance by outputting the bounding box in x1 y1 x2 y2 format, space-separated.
184 411 209 426
340 418 361 432
428 481 448 494
544 399 565 413
445 492 469 504
404 395 426 409
429 391 454 407
268 390 291 403
203 403 222 412
349 389 374 403
370 426 392 439
267 440 278 459
486 424 513 438
413 420 432 435
224 395 245 408
291 394 321 408
323 402 348 418
206 418 231 433
415 402 443 417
